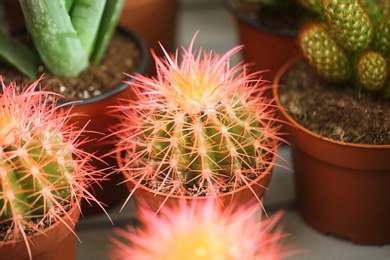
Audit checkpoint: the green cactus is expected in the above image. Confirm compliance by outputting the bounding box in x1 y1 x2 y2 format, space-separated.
0 77 102 258
297 0 390 95
112 35 282 206
299 21 351 82
356 51 388 91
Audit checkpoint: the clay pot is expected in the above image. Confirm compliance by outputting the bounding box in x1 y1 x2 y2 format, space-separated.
223 0 301 85
62 26 149 216
273 55 390 245
0 203 80 260
118 0 179 76
116 143 276 213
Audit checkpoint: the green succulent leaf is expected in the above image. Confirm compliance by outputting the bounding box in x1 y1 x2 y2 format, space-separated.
20 0 88 77
70 0 107 58
90 0 125 65
0 31 39 79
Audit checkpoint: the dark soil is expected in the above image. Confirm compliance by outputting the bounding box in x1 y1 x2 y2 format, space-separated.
0 30 142 101
278 59 390 145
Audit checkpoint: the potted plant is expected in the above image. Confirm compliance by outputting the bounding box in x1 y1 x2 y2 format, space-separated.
109 32 286 213
109 199 303 259
223 0 316 84
0 77 105 259
0 0 150 215
273 0 390 245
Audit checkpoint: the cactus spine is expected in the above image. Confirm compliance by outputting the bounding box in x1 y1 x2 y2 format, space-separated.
110 200 302 259
298 0 390 94
112 34 282 203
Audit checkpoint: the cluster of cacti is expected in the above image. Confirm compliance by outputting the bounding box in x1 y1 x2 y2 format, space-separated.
0 76 101 258
0 0 124 79
109 199 302 260
298 0 390 95
111 33 282 204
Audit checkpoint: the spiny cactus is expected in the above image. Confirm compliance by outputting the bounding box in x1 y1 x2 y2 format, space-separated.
109 199 303 260
111 33 283 207
0 76 103 259
298 0 390 94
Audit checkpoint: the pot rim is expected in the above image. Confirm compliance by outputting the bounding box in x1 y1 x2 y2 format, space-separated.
116 140 277 200
273 54 390 149
0 201 80 258
222 0 299 36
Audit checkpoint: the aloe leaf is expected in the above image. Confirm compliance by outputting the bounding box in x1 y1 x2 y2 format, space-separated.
0 31 39 79
70 0 106 58
65 0 74 12
19 0 88 77
90 0 125 65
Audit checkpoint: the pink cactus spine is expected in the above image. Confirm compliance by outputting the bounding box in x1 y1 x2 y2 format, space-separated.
109 199 304 260
111 32 284 207
0 76 104 259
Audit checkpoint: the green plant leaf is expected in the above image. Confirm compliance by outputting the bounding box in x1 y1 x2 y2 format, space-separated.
70 0 106 58
0 31 39 79
90 0 125 65
20 0 88 77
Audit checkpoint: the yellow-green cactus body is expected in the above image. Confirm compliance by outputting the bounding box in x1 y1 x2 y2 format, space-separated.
321 0 373 52
356 51 387 91
0 117 73 227
299 22 351 82
375 16 390 55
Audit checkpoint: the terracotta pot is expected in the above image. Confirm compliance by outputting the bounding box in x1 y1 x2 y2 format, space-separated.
0 203 80 260
273 55 390 245
116 143 276 212
223 0 301 85
61 26 149 216
118 0 179 76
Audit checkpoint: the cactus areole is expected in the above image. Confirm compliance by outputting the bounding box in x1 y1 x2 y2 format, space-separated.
0 76 101 259
112 32 282 205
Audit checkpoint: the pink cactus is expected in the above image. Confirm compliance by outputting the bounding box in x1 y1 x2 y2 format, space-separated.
110 32 284 208
109 199 303 260
0 76 104 258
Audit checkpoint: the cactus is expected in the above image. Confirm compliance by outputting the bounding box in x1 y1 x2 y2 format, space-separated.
111 33 283 207
298 0 390 95
109 199 303 260
0 76 103 259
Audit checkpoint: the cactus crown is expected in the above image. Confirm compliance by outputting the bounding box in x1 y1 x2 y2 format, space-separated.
110 199 302 260
111 33 283 206
0 77 102 258
298 0 390 95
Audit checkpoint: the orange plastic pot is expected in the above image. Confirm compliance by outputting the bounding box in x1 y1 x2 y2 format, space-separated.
223 0 301 84
116 143 276 213
61 26 149 216
0 203 80 260
273 55 390 245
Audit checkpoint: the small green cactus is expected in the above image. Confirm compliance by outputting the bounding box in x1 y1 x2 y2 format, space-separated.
111 33 283 208
298 0 390 95
0 76 102 259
